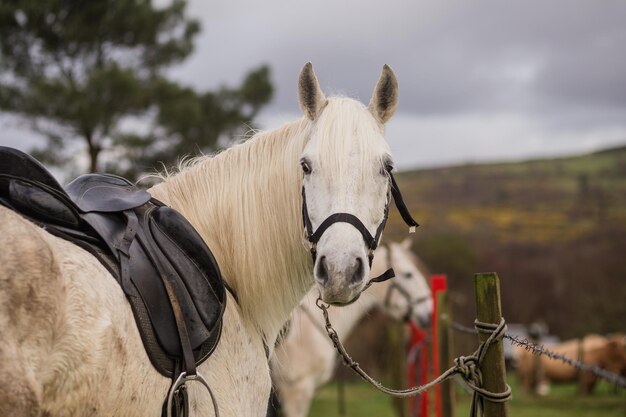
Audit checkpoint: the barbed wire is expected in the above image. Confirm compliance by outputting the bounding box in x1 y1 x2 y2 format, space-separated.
451 321 626 389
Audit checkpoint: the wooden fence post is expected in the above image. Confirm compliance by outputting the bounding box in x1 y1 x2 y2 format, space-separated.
389 321 408 417
474 272 509 417
436 289 455 417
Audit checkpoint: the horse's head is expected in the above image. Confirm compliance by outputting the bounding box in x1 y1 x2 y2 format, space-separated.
382 239 433 327
298 62 399 305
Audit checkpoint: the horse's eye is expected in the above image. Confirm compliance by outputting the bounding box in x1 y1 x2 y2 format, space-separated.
301 161 312 175
381 162 394 175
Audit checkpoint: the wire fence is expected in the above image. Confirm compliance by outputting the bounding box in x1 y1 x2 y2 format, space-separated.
450 321 626 389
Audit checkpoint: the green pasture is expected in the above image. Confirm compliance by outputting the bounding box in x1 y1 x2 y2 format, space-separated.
309 377 626 417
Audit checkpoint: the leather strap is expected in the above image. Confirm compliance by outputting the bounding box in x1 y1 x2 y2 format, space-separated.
117 210 138 295
309 212 378 249
362 263 395 292
369 267 395 284
389 173 419 232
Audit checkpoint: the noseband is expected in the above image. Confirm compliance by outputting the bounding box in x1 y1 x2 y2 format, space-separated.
301 171 418 282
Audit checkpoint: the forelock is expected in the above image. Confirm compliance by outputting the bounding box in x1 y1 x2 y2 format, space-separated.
311 97 391 184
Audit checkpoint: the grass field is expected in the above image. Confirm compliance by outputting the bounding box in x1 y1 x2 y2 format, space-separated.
308 377 626 417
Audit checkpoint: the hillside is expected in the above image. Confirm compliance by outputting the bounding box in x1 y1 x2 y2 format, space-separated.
384 145 626 338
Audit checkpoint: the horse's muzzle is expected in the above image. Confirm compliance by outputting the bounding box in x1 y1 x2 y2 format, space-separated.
315 255 367 305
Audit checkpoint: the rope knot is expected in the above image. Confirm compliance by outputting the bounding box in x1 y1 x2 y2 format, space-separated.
454 356 481 384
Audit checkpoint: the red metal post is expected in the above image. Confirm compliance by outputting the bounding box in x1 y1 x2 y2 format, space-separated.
419 330 429 417
431 274 448 417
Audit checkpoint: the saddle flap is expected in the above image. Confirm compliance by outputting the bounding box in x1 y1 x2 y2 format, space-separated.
148 207 226 331
66 174 151 213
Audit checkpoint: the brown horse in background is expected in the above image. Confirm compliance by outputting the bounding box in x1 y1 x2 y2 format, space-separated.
514 333 626 395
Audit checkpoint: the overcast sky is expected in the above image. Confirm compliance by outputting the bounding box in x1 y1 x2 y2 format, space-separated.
2 0 626 170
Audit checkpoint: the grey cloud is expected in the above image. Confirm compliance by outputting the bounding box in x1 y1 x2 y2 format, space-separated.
176 0 626 133
3 0 626 169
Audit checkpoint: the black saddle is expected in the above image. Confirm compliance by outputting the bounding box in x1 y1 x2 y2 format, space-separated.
0 147 226 383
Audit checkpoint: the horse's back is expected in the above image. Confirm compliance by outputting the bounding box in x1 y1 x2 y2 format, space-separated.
0 206 64 415
541 335 606 380
0 206 169 416
0 206 63 343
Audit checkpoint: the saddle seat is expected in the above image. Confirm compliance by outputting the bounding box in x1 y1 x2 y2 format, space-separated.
0 146 226 379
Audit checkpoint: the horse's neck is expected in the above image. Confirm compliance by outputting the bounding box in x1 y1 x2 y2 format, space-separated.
149 119 313 345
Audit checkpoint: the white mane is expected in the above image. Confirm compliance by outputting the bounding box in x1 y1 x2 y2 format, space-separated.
149 97 388 344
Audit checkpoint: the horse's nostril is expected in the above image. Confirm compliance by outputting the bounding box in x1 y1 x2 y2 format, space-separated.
316 255 329 283
350 257 364 284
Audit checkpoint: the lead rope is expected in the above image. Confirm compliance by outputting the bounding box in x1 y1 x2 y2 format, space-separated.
315 298 511 417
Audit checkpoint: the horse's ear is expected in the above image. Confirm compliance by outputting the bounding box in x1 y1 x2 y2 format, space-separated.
401 237 413 249
369 64 398 124
298 62 327 120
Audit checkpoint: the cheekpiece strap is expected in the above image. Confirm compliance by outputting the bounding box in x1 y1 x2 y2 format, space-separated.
389 172 419 232
301 187 314 239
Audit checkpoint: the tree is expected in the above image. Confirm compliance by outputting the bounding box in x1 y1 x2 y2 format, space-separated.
113 65 273 178
0 0 273 176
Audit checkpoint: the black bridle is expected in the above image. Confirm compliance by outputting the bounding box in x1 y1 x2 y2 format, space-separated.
301 171 418 284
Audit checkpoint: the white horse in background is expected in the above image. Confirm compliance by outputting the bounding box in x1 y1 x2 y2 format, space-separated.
0 63 405 417
270 239 432 417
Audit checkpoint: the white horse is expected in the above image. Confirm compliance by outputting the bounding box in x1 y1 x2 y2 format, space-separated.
270 239 432 417
0 63 405 417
